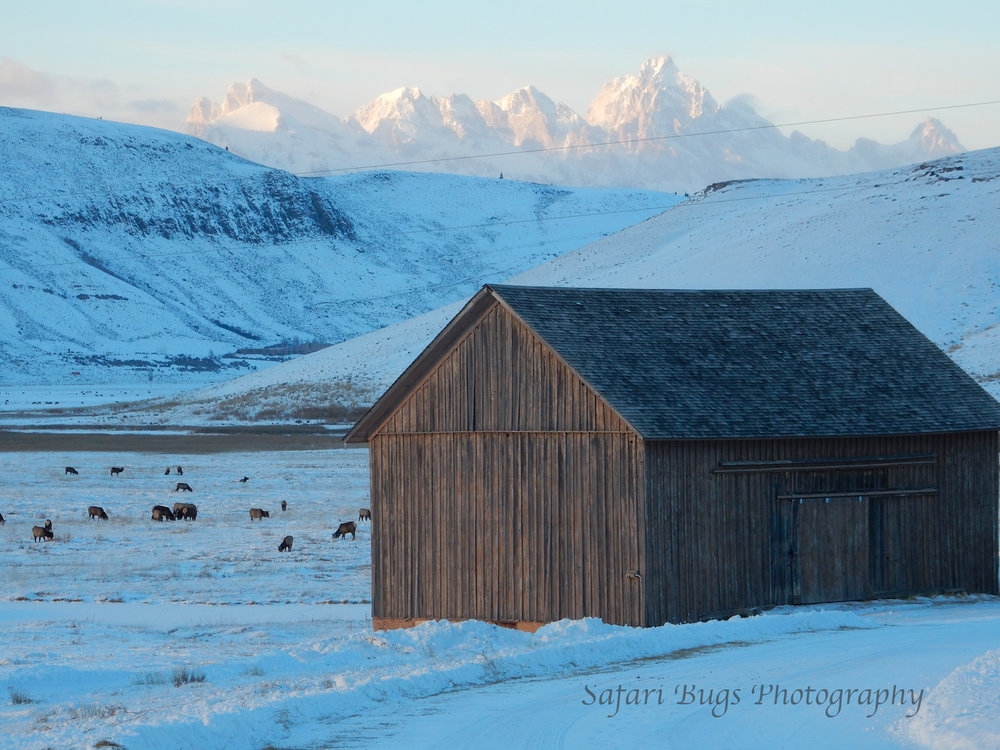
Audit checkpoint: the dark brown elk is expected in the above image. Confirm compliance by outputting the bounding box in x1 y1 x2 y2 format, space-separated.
239 476 249 483
358 507 371 522
278 535 293 552
249 508 269 521
88 505 109 520
152 505 175 521
65 466 79 475
110 466 124 477
32 525 54 542
176 466 183 475
44 519 52 530
174 502 197 521
333 521 357 540
281 500 287 511
165 467 171 475
0 511 4 524
174 482 193 492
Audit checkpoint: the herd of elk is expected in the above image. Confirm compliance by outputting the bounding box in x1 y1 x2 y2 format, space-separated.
4 463 371 550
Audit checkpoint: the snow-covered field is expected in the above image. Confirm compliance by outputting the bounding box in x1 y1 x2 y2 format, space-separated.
0 445 998 749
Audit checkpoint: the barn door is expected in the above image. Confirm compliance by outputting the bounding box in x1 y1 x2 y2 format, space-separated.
791 497 870 604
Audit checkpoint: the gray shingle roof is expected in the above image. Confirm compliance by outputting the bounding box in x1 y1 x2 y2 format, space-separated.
489 284 1000 439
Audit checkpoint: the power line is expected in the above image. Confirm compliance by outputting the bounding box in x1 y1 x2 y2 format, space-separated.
292 99 1000 176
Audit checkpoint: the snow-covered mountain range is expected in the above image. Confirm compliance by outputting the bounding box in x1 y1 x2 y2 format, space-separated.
0 106 671 386
186 57 964 193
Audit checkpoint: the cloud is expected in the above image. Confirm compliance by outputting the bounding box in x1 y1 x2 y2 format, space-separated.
0 57 56 100
0 57 187 132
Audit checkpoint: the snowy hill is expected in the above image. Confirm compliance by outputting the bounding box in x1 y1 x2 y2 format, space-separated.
155 146 1000 424
0 106 673 385
186 57 964 192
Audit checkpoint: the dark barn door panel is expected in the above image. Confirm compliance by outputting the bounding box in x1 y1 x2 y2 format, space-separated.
790 497 870 604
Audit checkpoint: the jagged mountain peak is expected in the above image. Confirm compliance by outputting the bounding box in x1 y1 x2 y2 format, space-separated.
223 78 269 111
483 85 587 147
909 117 963 154
496 84 552 109
640 55 675 75
188 78 353 137
585 55 719 133
377 86 429 104
350 86 440 135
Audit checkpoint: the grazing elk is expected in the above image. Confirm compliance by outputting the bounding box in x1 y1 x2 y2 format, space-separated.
249 507 269 521
32 525 54 542
65 466 79 475
165 467 171 475
174 482 193 492
333 521 357 540
278 535 293 552
151 505 176 522
280 500 287 512
239 476 249 483
358 507 371 522
174 502 197 521
88 505 109 521
110 466 124 477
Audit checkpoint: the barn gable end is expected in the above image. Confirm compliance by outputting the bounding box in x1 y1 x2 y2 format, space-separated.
378 299 634 435
351 288 647 628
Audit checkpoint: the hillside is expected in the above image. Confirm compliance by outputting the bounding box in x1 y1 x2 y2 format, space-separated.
0 107 673 385
139 146 1000 425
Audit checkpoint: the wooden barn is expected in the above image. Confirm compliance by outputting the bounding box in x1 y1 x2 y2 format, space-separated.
346 285 1000 630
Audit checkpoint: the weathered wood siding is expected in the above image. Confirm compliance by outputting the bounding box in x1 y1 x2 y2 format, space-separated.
643 432 999 625
378 302 632 435
368 301 646 626
370 432 644 625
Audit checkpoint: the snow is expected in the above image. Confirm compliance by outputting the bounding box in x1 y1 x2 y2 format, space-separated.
2 105 676 387
103 144 1000 431
3 107 1000 747
0 443 997 748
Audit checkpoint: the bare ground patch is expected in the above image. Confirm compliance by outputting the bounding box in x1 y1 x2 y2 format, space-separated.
0 425 352 453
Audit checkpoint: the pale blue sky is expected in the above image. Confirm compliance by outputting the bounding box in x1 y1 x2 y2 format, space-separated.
3 0 999 149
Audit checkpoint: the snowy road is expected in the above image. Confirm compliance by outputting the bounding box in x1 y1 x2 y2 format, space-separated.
328 599 1000 750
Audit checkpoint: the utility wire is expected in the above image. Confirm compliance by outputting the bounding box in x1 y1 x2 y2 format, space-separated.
292 99 1000 176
